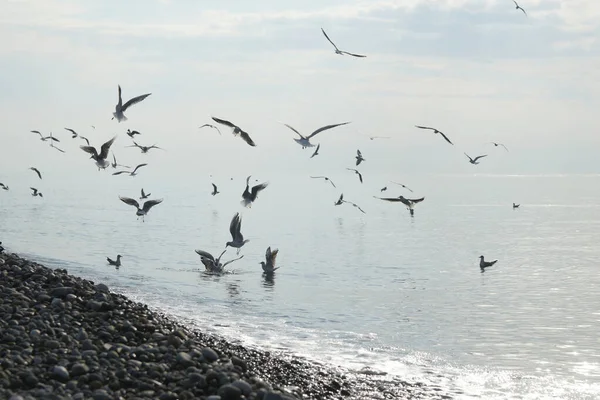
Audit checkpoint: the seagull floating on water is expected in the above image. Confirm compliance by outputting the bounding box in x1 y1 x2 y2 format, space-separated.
211 117 256 147
282 121 350 149
113 163 148 177
0 183 9 191
490 142 509 152
128 141 164 154
112 85 152 122
311 144 320 158
241 176 268 208
415 125 453 145
107 255 122 268
118 196 163 222
346 168 363 184
211 183 220 196
29 167 42 180
321 28 366 58
375 195 424 216
80 136 117 170
226 212 249 255
260 247 280 274
465 153 488 165
195 249 243 274
310 176 336 188
30 187 43 198
513 203 520 209
126 129 142 138
513 0 527 16
140 188 151 200
390 181 414 193
479 255 498 271
199 124 222 135
355 150 365 166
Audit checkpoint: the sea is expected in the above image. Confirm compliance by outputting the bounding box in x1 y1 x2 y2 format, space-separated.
2 167 600 400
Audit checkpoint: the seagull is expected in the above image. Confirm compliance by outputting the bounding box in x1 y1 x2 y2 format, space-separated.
118 196 163 221
260 247 280 274
29 167 42 180
64 128 78 139
310 176 336 188
465 153 488 165
415 125 453 145
80 136 117 170
490 142 509 152
241 176 268 208
126 129 142 138
211 117 256 146
310 144 320 158
346 168 363 184
321 28 366 58
211 183 220 196
380 187 387 192
32 131 60 143
49 141 65 153
107 255 122 268
199 124 222 135
374 195 424 216
513 203 520 209
140 188 151 200
112 163 148 177
225 212 249 254
0 183 9 190
195 249 243 273
479 255 498 271
355 150 365 166
112 85 152 122
282 121 350 149
127 141 164 154
30 187 43 198
513 0 527 16
369 136 390 140
390 181 414 193
334 193 344 206
110 152 130 169
79 136 90 146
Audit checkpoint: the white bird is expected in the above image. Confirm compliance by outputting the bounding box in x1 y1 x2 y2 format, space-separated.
415 125 453 145
64 128 78 139
513 0 527 16
211 117 256 146
127 141 164 154
346 168 363 184
390 181 414 193
225 213 249 254
110 152 130 169
195 249 243 274
321 28 367 58
465 153 488 165
140 188 151 200
199 124 222 135
260 247 280 274
118 196 163 222
282 121 350 149
310 176 336 188
112 85 152 122
112 163 148 177
29 167 42 180
241 176 268 208
490 142 509 152
80 136 117 170
374 195 424 217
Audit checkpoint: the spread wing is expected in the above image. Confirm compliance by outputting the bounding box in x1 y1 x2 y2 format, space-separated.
30 187 38 194
438 131 453 145
211 117 236 128
195 249 215 263
357 171 363 183
222 255 244 268
229 213 241 240
31 168 42 179
141 188 146 197
375 196 406 203
212 183 218 192
64 128 77 137
142 198 163 213
251 182 268 197
307 122 351 139
99 136 117 159
357 150 362 158
415 125 434 131
282 123 305 139
464 153 474 162
473 155 487 162
407 197 425 204
239 130 256 147
340 50 366 58
79 136 90 146
311 144 320 158
321 28 339 51
119 196 140 209
132 163 148 174
122 93 152 112
80 145 99 158
268 248 279 267
112 171 130 176
116 85 123 107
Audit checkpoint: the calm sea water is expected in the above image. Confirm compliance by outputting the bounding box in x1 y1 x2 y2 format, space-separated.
1 171 600 399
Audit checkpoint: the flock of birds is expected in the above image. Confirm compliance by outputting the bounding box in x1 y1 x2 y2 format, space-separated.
0 4 535 274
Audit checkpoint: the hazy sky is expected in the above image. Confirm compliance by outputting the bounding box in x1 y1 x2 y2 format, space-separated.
1 0 599 181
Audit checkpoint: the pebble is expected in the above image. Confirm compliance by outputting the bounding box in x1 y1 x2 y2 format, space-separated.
50 365 69 382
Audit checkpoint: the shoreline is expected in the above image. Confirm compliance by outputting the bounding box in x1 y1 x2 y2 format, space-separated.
0 248 449 400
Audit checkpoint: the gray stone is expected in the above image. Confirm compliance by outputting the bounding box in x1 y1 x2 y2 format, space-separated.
202 347 219 362
71 363 90 376
176 352 194 367
51 365 70 382
218 384 242 400
94 284 109 293
92 389 112 400
207 396 222 400
263 393 285 400
231 356 247 372
232 379 252 396
50 287 74 297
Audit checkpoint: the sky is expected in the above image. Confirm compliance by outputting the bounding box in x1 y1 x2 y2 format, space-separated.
1 0 599 182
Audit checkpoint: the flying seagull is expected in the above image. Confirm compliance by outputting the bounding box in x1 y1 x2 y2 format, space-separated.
118 196 163 222
29 167 42 180
195 249 243 274
140 188 151 200
241 176 268 207
49 141 65 153
0 183 8 190
321 28 366 58
513 203 520 209
64 128 78 139
32 131 60 143
126 129 142 138
211 183 220 196
374 195 425 216
211 117 256 147
127 141 164 154
112 85 152 122
282 121 350 149
346 168 363 184
465 153 488 165
112 163 148 177
310 144 320 158
30 187 43 197
415 125 453 145
513 0 527 16
111 152 130 169
310 176 337 188
355 149 365 166
490 142 509 152
380 187 387 192
260 246 280 274
79 136 90 146
390 181 414 193
479 255 498 272
334 193 344 206
107 255 122 268
199 124 222 135
226 212 249 254
80 136 117 170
